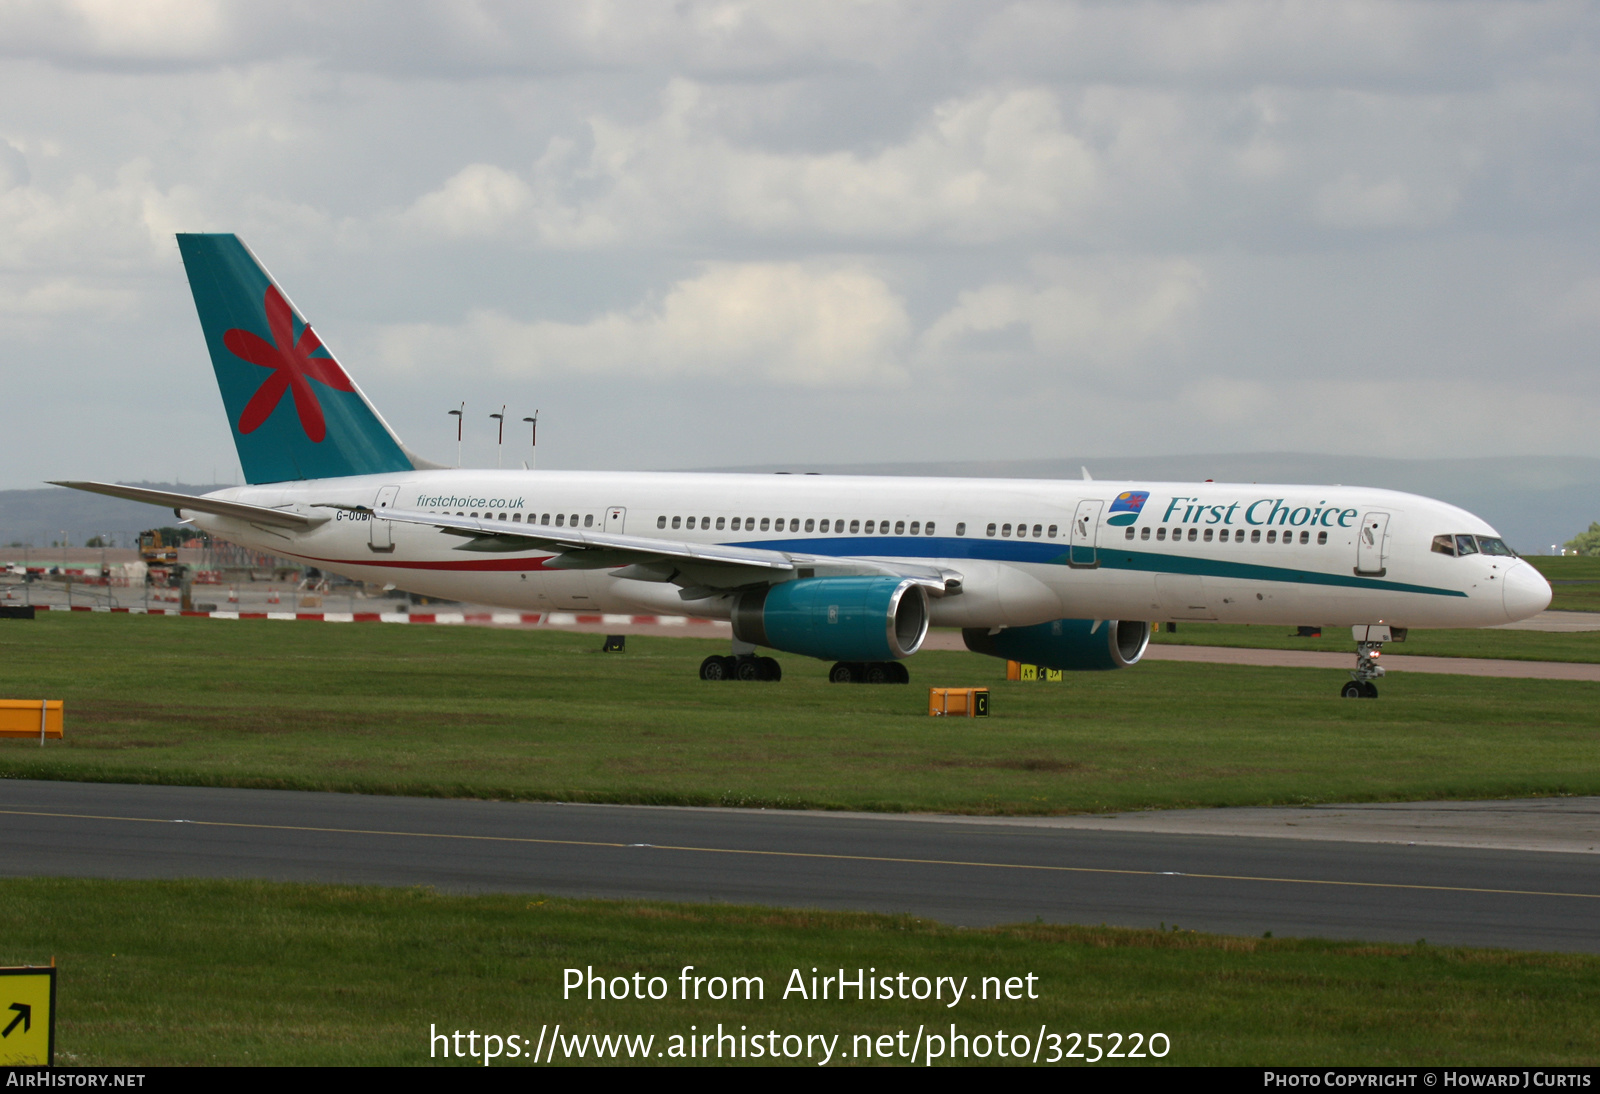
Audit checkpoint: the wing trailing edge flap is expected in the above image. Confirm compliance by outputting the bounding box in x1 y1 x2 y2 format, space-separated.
353 505 962 595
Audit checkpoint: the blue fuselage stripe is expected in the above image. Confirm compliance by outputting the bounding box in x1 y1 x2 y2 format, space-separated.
733 535 1467 598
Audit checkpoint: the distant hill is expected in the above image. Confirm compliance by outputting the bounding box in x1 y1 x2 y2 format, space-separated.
6 457 1596 554
699 453 1600 555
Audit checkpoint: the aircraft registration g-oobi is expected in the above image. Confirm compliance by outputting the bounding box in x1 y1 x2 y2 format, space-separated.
57 234 1552 697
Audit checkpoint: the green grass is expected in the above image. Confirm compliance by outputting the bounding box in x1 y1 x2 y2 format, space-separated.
2 614 1597 813
3 878 1597 1066
1148 622 1600 662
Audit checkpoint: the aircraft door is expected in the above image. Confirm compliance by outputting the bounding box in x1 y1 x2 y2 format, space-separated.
369 485 400 553
1355 511 1389 576
605 507 626 534
1069 500 1103 568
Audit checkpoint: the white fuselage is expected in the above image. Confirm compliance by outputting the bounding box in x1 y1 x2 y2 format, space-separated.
186 470 1551 631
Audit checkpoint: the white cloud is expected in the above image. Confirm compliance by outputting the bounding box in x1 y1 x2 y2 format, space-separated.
399 82 1104 246
0 158 205 270
919 258 1206 369
375 261 912 387
1313 171 1459 229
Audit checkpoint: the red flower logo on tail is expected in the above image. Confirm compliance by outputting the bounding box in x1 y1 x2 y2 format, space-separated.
224 286 354 443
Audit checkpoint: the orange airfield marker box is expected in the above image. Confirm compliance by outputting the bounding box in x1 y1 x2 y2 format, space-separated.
928 687 989 718
0 700 63 738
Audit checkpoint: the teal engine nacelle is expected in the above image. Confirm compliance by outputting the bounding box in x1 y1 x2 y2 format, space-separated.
962 618 1151 670
732 576 930 662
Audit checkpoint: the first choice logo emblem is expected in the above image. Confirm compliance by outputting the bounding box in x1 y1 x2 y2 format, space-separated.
1107 491 1149 527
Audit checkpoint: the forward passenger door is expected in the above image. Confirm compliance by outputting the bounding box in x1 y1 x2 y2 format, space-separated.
1069 500 1103 568
1355 511 1389 576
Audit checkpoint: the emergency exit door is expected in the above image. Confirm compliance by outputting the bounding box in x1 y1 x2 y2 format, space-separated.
605 507 626 534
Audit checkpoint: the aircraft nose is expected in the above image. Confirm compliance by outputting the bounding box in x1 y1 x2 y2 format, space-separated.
1502 562 1552 622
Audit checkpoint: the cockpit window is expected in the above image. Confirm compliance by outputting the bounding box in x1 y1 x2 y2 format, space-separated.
1431 534 1456 556
1455 534 1479 556
1476 536 1516 557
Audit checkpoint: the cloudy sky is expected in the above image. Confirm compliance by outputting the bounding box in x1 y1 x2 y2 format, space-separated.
2 0 1598 488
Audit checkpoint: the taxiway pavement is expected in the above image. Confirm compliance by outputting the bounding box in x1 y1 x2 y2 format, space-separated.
2 780 1595 953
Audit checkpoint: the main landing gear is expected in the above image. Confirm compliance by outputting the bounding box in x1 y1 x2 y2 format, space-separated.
1341 638 1384 699
828 661 909 685
699 654 781 682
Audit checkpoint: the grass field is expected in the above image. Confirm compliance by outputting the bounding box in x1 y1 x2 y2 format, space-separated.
2 614 1596 813
3 878 1596 1067
1148 621 1600 662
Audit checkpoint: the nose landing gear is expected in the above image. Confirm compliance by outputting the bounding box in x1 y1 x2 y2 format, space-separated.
1342 625 1394 698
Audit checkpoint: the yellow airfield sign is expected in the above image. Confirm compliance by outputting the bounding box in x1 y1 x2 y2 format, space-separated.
0 966 55 1066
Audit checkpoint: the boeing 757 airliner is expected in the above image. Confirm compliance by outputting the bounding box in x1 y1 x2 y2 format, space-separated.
56 235 1552 696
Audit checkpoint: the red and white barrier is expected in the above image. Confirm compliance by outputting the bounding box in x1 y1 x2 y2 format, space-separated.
29 605 725 626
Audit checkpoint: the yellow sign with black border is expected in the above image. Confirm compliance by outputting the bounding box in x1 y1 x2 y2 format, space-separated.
0 966 55 1066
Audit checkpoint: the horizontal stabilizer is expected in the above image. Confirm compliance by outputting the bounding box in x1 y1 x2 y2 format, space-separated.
48 481 320 530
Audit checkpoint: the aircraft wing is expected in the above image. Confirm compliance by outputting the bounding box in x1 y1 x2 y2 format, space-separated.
51 481 322 530
350 505 960 595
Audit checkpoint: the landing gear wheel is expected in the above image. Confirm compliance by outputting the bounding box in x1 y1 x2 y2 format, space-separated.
888 661 910 684
758 656 782 682
734 657 763 682
865 662 891 685
828 662 859 684
1340 681 1364 699
1361 681 1378 699
699 655 731 681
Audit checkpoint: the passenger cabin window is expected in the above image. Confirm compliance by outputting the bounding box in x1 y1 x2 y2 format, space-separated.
1251 529 1260 543
570 514 579 527
1047 525 1058 538
1125 527 1135 540
1140 527 1150 540
658 515 667 529
1318 531 1328 545
512 513 521 523
671 516 681 529
986 523 997 537
955 522 965 536
1187 528 1197 542
1156 527 1166 540
1001 524 1012 537
850 519 861 533
760 518 770 531
1266 530 1276 543
555 514 564 526
1203 528 1213 542
895 520 906 535
1299 530 1309 544
925 522 935 535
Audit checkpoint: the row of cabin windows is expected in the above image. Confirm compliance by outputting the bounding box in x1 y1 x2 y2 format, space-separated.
443 511 592 527
984 523 1059 538
438 510 1332 548
657 515 940 536
1129 525 1328 546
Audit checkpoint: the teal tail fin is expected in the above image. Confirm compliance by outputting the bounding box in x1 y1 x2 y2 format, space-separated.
176 233 416 484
